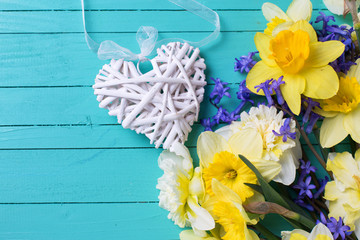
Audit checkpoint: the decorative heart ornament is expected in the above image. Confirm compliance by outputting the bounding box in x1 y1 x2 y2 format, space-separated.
93 42 207 149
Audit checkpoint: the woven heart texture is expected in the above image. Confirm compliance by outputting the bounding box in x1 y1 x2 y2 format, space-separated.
93 42 207 149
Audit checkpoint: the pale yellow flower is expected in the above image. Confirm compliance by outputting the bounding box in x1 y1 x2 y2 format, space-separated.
324 150 360 238
247 20 344 115
197 131 257 203
157 142 215 236
216 105 302 185
210 179 259 240
323 0 360 15
282 223 333 240
317 59 360 148
263 0 312 36
180 230 219 240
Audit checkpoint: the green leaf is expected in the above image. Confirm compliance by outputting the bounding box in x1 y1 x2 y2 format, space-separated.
254 222 281 240
239 154 290 209
244 182 263 195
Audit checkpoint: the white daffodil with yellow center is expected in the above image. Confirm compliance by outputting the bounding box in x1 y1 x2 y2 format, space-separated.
247 20 344 115
215 105 301 185
157 142 215 236
197 131 258 203
282 223 334 240
317 59 360 148
324 150 360 238
263 0 312 36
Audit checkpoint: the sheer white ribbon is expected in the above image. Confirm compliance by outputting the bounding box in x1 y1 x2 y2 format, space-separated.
81 0 220 61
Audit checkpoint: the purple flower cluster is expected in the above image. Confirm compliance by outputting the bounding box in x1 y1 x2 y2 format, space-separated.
315 11 356 73
254 76 285 106
273 118 296 142
209 77 231 105
200 79 254 131
234 51 258 73
301 97 323 134
318 212 352 240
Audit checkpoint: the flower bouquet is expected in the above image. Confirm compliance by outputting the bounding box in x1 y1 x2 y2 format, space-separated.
157 0 360 239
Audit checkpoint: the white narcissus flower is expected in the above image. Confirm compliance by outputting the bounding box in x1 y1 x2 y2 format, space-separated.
324 150 360 238
262 0 312 36
157 142 215 236
323 0 360 15
216 105 301 185
180 230 219 240
282 223 334 240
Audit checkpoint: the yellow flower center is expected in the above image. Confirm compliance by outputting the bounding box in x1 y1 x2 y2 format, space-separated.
202 151 257 202
264 16 286 36
224 169 238 179
289 233 307 240
269 30 310 74
322 76 360 113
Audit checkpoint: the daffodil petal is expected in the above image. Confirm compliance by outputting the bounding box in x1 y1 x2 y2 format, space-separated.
228 128 263 159
313 105 338 118
197 132 231 169
272 149 298 185
262 2 289 22
286 0 312 21
320 114 348 148
344 107 360 143
251 159 281 182
214 124 233 140
254 33 277 66
289 20 317 42
306 41 345 67
246 229 260 240
179 230 217 240
302 65 339 99
187 196 215 231
327 151 359 188
323 0 346 15
211 178 242 204
272 21 294 36
308 223 333 240
355 219 360 240
280 74 305 115
246 61 282 94
282 230 310 240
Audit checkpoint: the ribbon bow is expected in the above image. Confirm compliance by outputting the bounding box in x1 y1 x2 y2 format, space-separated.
81 0 220 61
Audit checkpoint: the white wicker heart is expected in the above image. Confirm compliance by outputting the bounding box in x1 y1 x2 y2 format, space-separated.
93 42 207 149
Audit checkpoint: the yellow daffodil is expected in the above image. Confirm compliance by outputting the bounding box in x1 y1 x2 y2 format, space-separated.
323 0 360 15
180 230 219 240
157 142 215 236
263 0 312 36
317 59 360 148
216 105 302 185
197 131 258 203
324 150 360 238
282 223 333 240
209 179 259 240
247 20 345 115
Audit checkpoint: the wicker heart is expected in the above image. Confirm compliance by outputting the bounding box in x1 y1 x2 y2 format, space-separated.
93 42 207 149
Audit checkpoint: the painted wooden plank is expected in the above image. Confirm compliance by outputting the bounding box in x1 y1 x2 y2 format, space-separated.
0 203 180 240
0 11 264 33
0 145 347 203
0 85 245 125
0 0 328 10
0 149 165 202
0 123 338 149
0 32 252 86
0 10 351 34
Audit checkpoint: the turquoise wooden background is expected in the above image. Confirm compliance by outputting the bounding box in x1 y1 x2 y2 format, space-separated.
0 0 352 239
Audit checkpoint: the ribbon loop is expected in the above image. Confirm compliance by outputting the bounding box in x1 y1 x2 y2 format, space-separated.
81 0 220 61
